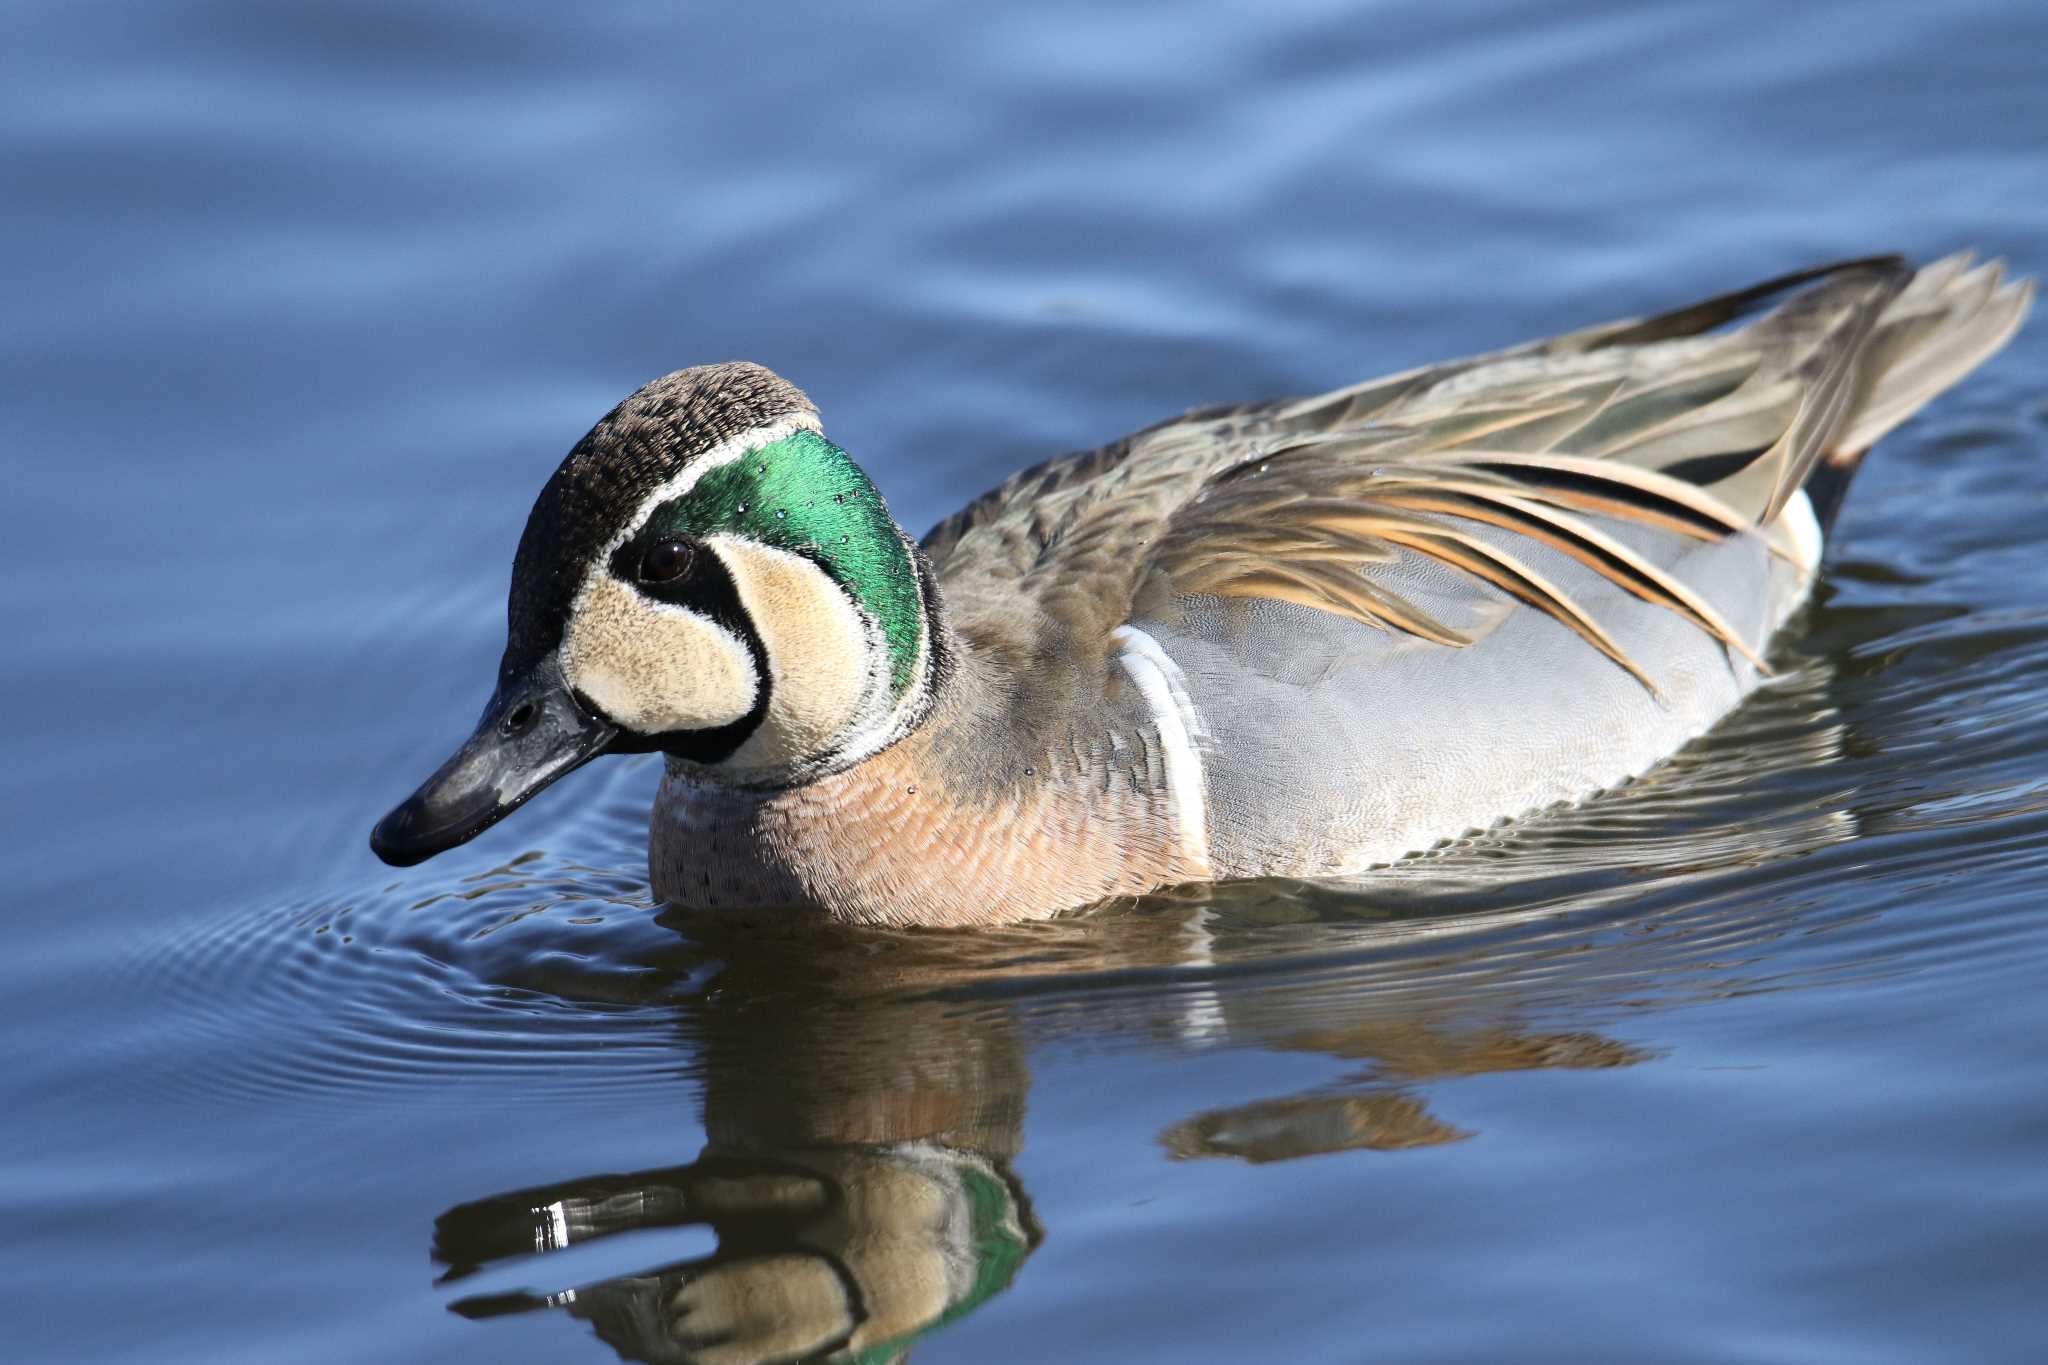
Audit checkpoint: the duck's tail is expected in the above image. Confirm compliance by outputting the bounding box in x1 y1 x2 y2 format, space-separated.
1806 252 2033 529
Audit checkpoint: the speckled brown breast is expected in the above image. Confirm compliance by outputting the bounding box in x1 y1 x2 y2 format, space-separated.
650 692 1204 926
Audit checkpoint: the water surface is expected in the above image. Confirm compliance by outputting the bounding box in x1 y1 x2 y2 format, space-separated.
5 1 2048 1361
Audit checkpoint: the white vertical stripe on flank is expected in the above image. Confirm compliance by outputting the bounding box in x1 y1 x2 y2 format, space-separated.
1112 624 1212 875
1780 487 1824 574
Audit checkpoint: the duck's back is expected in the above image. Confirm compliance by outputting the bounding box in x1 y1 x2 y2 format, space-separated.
925 253 2030 879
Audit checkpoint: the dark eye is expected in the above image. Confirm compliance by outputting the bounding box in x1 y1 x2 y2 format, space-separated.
639 538 697 583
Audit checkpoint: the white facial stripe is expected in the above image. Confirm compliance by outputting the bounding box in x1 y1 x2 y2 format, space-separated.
560 574 757 734
1112 624 1212 875
714 539 877 771
595 412 822 572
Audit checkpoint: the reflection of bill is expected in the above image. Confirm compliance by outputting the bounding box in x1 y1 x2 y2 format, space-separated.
437 1142 1036 1365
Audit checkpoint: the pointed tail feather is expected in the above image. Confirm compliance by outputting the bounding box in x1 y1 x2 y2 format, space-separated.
1838 253 2034 455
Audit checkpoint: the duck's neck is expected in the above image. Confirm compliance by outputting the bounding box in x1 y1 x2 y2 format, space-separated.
649 639 1202 925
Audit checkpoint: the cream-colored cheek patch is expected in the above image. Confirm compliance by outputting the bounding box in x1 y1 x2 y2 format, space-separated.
716 539 870 766
561 574 757 734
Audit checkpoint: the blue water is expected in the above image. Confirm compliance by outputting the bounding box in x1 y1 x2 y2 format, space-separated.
6 1 2047 1361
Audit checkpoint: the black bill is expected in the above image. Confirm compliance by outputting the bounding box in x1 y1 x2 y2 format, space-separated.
370 657 617 867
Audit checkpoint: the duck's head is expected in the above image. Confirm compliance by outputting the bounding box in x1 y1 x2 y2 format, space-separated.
370 363 936 868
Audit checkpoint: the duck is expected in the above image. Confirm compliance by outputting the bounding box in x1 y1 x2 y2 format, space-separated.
371 252 2031 926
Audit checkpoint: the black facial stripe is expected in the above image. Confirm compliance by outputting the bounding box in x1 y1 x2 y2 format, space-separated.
603 538 773 765
608 534 736 621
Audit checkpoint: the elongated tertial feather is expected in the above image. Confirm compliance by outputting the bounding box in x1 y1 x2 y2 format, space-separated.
1369 483 1768 670
1098 254 2032 699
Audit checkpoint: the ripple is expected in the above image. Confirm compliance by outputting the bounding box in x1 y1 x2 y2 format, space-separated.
126 759 714 1108
133 865 695 1107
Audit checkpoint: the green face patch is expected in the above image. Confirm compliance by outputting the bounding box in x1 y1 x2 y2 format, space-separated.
648 431 924 692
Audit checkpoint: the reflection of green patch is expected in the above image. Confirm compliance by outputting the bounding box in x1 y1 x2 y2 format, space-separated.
843 1158 1032 1365
654 431 923 692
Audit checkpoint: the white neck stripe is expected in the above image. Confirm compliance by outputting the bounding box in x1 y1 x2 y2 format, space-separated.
1112 625 1212 875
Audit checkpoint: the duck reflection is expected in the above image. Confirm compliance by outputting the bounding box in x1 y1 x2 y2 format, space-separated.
429 638 1858 1360
1162 1024 1650 1160
429 910 1673 1362
435 935 1041 1364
